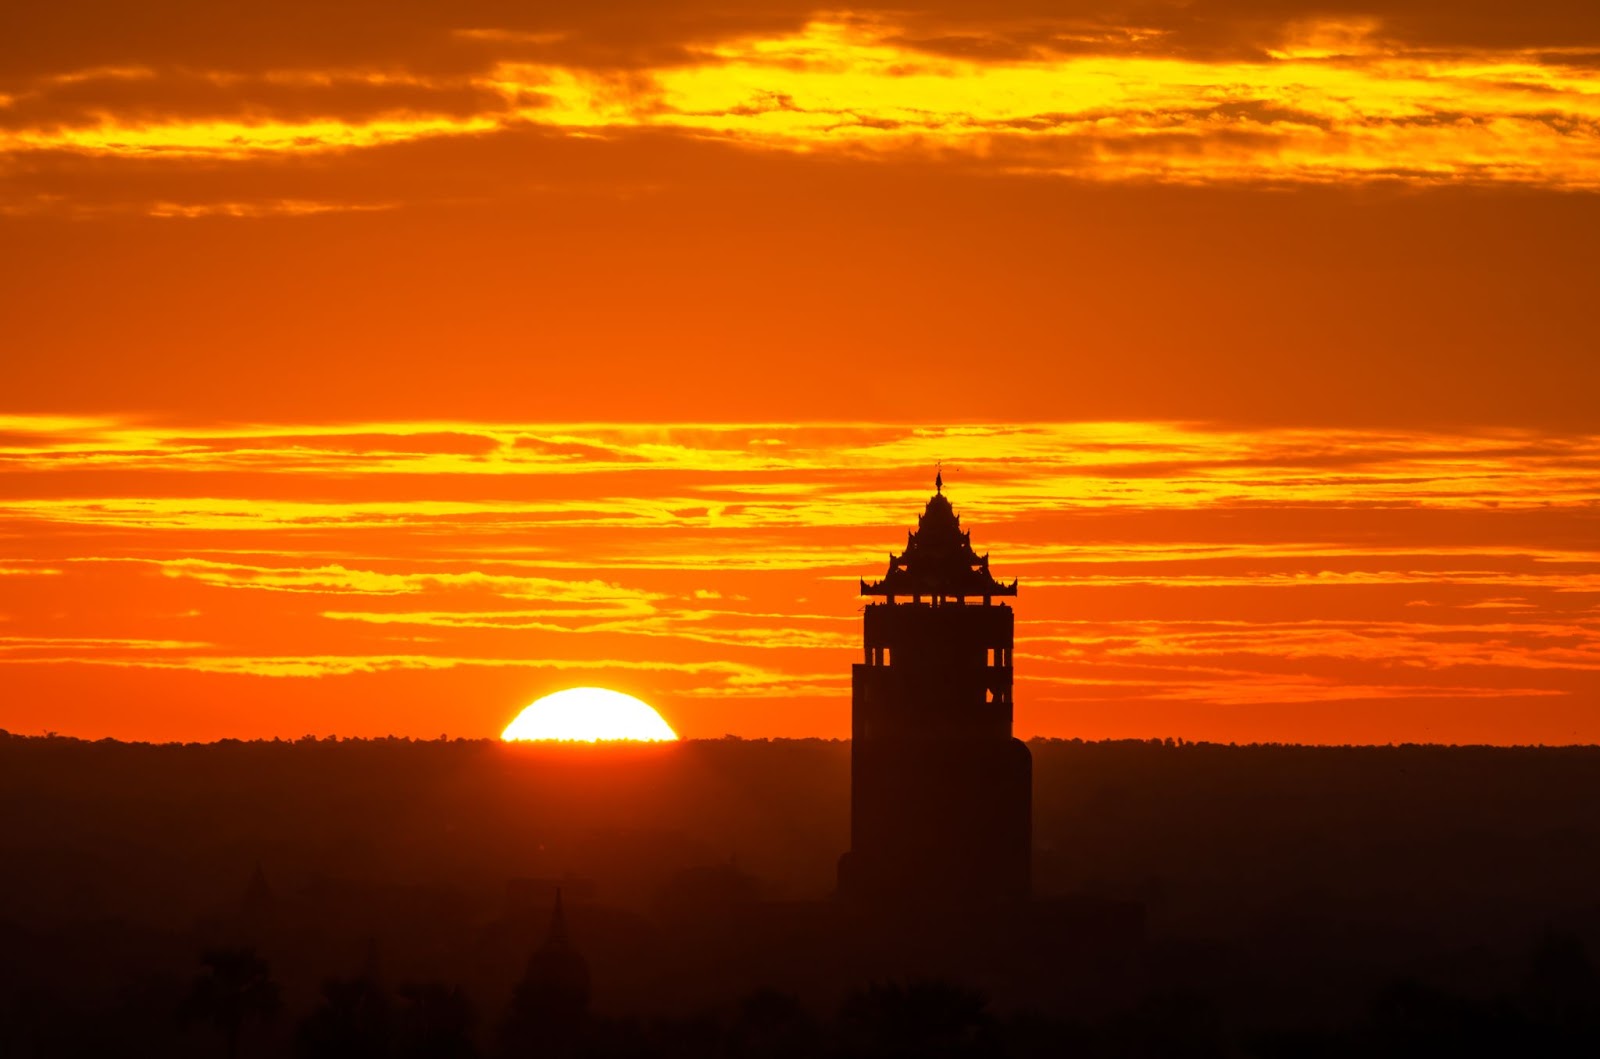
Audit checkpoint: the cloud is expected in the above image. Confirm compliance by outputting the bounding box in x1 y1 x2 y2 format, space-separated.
152 557 661 606
3 9 1599 218
5 418 1600 743
0 652 781 679
0 68 513 133
8 2 1600 83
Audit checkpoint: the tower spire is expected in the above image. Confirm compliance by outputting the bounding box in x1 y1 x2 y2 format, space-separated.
935 462 943 494
840 476 1031 905
548 886 568 946
859 475 1016 602
504 884 591 1055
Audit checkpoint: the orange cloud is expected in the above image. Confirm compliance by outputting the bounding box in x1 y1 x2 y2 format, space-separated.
3 419 1599 744
3 13 1598 218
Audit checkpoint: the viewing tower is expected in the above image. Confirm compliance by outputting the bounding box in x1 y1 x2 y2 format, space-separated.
838 474 1031 905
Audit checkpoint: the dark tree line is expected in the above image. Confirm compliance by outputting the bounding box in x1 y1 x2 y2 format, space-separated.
8 930 1579 1059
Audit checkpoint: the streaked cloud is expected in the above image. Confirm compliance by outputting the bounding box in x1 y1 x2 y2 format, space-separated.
2 10 1598 216
2 418 1598 743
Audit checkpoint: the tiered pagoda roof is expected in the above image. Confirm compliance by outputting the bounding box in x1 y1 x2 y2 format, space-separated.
860 474 1017 600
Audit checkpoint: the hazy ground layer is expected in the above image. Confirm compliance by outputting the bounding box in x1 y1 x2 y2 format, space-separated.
5 734 1596 940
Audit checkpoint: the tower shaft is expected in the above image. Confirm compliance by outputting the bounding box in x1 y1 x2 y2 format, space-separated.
839 482 1031 905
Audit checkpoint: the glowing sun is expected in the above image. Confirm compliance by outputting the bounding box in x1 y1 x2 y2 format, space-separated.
501 687 679 743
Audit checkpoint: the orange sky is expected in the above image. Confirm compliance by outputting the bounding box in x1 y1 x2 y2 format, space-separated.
3 1 1598 743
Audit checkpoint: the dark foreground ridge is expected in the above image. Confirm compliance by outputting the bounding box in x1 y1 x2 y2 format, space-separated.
5 732 1600 1056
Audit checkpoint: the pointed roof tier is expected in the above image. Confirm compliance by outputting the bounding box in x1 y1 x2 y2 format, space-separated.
525 889 588 990
860 477 1017 600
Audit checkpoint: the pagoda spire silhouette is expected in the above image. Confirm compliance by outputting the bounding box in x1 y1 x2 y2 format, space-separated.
839 474 1031 905
502 888 590 1057
231 861 277 945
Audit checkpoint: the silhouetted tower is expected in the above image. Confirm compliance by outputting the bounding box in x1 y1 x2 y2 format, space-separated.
838 474 1031 904
502 889 590 1057
232 862 277 945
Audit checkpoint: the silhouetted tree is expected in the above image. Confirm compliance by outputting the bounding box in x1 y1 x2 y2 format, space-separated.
394 982 477 1059
1519 930 1600 1055
838 980 997 1059
182 947 281 1059
727 988 820 1059
1526 932 1597 1019
1242 1025 1348 1059
999 1010 1096 1059
1118 990 1227 1059
296 973 391 1059
1364 979 1523 1059
578 1013 652 1059
638 1012 723 1059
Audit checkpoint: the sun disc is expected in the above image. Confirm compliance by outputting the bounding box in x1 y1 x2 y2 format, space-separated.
501 687 678 742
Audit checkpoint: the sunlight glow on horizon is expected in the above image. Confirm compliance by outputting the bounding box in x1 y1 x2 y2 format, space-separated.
501 687 680 743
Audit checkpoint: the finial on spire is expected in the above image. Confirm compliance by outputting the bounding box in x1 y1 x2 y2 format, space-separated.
547 886 568 945
935 461 943 494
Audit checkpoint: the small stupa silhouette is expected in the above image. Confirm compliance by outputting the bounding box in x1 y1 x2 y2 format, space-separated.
502 889 590 1056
